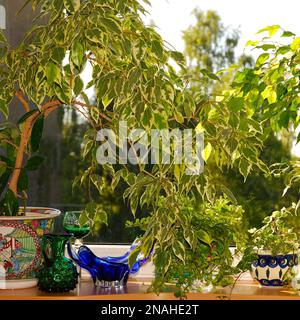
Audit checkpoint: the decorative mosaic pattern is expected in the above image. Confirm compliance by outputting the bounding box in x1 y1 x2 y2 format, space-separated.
0 210 57 281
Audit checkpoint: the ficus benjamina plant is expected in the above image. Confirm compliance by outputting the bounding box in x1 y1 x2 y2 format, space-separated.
0 0 293 297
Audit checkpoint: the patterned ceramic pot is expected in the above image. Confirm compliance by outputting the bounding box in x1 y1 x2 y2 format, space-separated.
251 250 298 287
0 207 60 289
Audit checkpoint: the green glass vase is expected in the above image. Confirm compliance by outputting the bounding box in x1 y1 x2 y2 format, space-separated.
37 234 78 292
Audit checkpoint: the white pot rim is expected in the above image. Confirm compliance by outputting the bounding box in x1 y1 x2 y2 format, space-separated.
0 207 61 220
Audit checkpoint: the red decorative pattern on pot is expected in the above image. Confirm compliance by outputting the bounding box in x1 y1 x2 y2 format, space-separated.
0 221 43 280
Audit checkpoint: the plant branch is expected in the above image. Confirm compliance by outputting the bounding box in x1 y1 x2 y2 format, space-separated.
15 90 30 112
9 99 62 195
9 97 111 197
73 100 112 123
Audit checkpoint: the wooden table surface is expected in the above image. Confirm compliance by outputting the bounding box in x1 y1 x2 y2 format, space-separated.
0 278 299 300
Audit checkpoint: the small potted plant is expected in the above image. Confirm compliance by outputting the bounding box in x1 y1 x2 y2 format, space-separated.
247 206 299 287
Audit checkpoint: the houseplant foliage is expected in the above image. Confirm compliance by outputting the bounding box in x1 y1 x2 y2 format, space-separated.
182 11 298 229
242 206 299 286
0 0 267 294
229 25 300 205
247 206 298 255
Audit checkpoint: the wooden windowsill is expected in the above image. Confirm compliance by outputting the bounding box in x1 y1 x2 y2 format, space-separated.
0 278 299 300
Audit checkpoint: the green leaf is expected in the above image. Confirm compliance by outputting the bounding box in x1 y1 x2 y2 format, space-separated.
200 69 220 81
195 122 205 133
128 68 141 87
247 118 263 133
90 174 102 194
71 42 84 68
196 229 212 245
97 77 109 98
242 147 257 162
2 189 19 216
228 97 244 112
281 31 295 37
202 142 212 163
85 29 102 43
0 170 11 195
174 164 181 182
31 116 44 152
245 40 259 47
256 160 269 175
183 228 196 248
74 76 84 96
0 99 9 119
154 251 171 275
226 138 238 154
111 171 121 191
100 17 121 33
261 85 277 104
256 53 269 65
140 236 153 257
296 132 300 145
63 0 80 14
78 211 89 226
17 169 28 191
81 92 90 106
142 108 152 128
0 155 15 167
291 37 300 51
276 46 291 55
174 109 184 124
102 96 113 109
83 140 93 158
130 193 139 216
172 240 185 262
0 31 7 43
51 47 66 64
128 247 141 269
239 158 252 182
45 62 61 85
152 40 164 59
25 155 45 171
54 81 72 104
278 111 290 128
257 44 275 51
256 25 280 37
17 109 40 124
219 185 237 204
90 107 99 122
170 51 185 64
153 112 168 129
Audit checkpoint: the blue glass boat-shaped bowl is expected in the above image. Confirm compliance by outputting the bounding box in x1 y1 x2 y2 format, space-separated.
67 239 151 288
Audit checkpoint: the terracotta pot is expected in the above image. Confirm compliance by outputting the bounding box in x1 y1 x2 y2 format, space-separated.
0 207 60 289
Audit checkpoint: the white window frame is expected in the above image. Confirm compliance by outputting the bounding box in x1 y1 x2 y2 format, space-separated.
0 5 5 30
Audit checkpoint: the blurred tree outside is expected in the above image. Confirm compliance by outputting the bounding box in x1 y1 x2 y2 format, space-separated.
183 9 254 96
